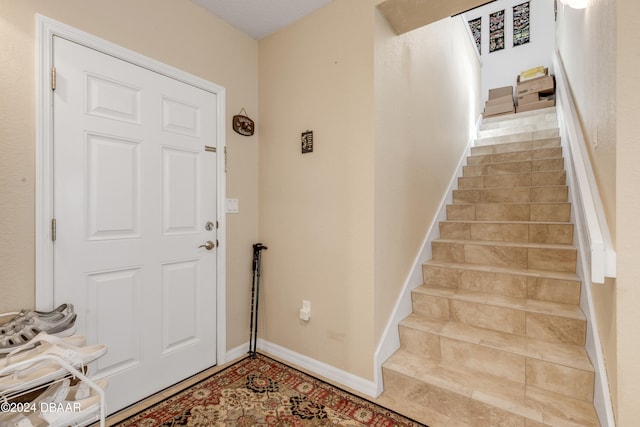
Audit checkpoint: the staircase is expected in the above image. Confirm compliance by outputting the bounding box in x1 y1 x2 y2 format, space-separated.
379 107 600 427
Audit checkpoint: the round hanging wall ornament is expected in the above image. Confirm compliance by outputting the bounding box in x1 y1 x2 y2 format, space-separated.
232 108 255 136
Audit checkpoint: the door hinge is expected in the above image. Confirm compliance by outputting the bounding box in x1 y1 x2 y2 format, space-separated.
51 67 56 91
216 239 219 248
216 220 219 229
224 146 227 173
51 218 57 241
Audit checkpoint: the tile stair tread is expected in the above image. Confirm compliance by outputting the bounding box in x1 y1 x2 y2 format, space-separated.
423 260 580 282
383 349 599 427
481 107 557 124
463 157 564 169
413 284 585 320
458 170 566 180
480 117 558 129
434 238 575 251
467 149 563 162
475 130 560 146
480 116 557 128
471 136 561 150
441 220 572 226
467 145 563 158
469 140 562 157
447 202 573 220
476 128 559 139
450 201 571 207
399 313 593 372
478 126 560 139
479 117 558 132
454 184 567 192
374 393 451 427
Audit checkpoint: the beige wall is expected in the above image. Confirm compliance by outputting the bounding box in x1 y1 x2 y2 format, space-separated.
556 1 617 239
558 0 640 424
258 0 376 380
556 0 620 415
258 0 481 380
373 14 481 339
0 0 259 351
616 1 640 425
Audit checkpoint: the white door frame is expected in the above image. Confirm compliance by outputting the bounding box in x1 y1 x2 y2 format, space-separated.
34 14 228 364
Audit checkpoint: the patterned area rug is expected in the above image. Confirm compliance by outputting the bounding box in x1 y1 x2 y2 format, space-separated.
115 354 426 426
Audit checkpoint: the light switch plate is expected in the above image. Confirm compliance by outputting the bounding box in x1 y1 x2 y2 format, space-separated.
226 198 239 214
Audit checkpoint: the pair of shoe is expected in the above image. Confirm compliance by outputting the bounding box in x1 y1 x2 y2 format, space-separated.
0 378 107 427
0 333 107 393
0 305 77 354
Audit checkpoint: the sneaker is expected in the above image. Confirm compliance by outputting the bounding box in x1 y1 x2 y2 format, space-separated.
0 313 77 354
0 304 73 336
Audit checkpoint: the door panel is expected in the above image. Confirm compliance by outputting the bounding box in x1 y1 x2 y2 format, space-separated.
162 147 199 235
161 260 199 352
53 36 217 413
86 134 141 240
87 268 143 377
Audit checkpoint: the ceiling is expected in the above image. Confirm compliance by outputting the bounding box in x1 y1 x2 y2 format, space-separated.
378 0 497 34
192 0 334 40
192 0 496 41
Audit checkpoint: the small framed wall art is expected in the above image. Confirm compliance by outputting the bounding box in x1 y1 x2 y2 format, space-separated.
301 130 313 154
489 9 505 53
232 108 255 136
468 17 482 55
513 2 531 47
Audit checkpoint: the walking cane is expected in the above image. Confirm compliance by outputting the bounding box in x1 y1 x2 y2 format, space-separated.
249 243 267 358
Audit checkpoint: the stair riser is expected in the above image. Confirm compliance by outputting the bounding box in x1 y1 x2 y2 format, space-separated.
432 241 577 273
398 326 442 360
395 327 596 404
447 203 571 222
453 187 568 204
399 326 594 401
382 368 527 427
471 138 560 156
422 265 581 305
526 312 587 346
458 172 566 189
467 148 563 165
411 293 586 345
463 158 565 177
439 222 574 245
527 359 595 402
475 129 560 146
478 122 559 138
401 328 526 382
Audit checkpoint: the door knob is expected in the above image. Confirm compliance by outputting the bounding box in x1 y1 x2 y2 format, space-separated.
199 241 215 251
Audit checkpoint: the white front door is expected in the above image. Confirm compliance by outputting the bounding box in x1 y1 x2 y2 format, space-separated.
52 36 218 413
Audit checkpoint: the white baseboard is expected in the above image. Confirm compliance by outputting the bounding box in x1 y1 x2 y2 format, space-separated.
225 341 250 363
257 339 379 398
372 114 482 395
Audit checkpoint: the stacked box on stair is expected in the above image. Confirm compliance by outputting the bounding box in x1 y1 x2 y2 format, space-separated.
516 67 556 113
483 86 514 119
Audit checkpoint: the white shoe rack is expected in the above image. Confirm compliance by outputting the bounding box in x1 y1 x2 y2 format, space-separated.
0 354 105 427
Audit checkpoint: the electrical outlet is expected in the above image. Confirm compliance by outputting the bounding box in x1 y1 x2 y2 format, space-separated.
299 300 311 321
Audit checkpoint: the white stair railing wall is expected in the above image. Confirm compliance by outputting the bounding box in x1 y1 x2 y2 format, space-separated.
553 52 616 284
